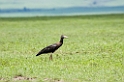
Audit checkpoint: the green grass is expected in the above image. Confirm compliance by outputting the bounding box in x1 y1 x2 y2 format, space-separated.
0 14 124 82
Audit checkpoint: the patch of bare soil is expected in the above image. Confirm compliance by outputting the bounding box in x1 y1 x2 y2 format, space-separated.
13 75 36 81
0 78 5 81
0 78 10 82
43 78 64 82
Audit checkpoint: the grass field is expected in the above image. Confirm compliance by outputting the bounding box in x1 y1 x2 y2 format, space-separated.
0 14 124 82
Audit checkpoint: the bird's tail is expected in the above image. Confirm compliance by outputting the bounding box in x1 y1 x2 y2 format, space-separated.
36 49 44 56
36 53 41 56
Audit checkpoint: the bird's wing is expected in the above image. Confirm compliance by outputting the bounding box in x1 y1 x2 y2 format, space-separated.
45 43 58 51
37 43 58 54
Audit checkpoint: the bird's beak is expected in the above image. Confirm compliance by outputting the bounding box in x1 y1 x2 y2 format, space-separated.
64 36 68 39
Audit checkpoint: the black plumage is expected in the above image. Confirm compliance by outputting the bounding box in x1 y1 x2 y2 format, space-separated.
36 35 67 60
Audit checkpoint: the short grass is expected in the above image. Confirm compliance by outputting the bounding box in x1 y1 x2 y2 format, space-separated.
0 14 124 82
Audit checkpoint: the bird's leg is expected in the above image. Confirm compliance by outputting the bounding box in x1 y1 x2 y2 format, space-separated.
49 53 53 60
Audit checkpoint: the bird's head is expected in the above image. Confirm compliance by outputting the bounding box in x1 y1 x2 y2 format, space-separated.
61 35 68 39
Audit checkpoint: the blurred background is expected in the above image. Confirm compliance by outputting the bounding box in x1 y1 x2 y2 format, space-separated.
0 0 124 17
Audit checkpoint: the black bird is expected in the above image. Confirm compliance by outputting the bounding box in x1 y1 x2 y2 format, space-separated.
36 35 68 60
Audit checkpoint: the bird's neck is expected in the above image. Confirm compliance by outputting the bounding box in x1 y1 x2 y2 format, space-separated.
60 38 63 44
